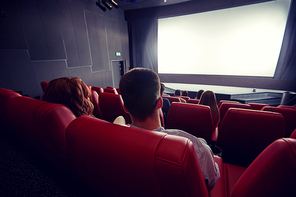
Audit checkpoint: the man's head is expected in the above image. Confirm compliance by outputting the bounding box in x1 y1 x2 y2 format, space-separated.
160 83 165 96
119 68 161 122
174 89 182 96
182 90 188 96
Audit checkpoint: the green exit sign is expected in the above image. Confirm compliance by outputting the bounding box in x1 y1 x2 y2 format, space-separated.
115 52 121 57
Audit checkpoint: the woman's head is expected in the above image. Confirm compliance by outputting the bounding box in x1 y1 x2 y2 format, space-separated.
199 90 220 126
42 77 94 117
199 90 217 107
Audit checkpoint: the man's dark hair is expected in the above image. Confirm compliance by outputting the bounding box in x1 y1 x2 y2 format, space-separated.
119 68 160 122
196 90 204 99
160 83 165 95
182 90 188 96
175 89 181 96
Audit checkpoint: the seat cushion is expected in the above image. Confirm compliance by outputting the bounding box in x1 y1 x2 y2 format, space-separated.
209 156 227 197
225 163 246 196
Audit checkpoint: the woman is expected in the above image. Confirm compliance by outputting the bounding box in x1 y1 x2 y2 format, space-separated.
42 77 94 117
199 90 220 127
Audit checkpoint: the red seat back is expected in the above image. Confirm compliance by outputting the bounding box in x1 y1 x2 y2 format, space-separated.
90 90 103 119
66 116 208 197
247 103 269 110
181 96 190 102
0 87 14 95
166 102 215 144
278 105 296 109
217 108 285 167
0 88 22 122
187 99 200 104
99 92 131 124
219 102 251 123
6 96 76 169
262 106 296 137
91 86 104 95
167 96 181 104
104 86 118 94
40 81 49 92
231 138 296 197
217 100 239 108
290 128 296 138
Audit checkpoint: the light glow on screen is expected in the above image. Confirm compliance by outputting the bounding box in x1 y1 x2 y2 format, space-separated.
158 0 291 77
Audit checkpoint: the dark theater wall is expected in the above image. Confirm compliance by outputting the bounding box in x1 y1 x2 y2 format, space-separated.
0 0 129 98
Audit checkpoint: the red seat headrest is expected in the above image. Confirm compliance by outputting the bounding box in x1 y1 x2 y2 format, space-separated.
7 96 76 169
166 102 215 144
231 138 296 197
66 116 208 197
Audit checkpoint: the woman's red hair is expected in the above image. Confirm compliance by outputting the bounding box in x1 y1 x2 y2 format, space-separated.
42 77 94 117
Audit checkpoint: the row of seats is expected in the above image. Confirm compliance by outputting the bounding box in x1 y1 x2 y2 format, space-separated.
43 82 295 167
41 82 131 124
218 100 296 138
0 87 75 171
162 97 295 167
1 87 296 196
164 96 296 138
166 102 286 167
40 83 296 166
162 94 200 104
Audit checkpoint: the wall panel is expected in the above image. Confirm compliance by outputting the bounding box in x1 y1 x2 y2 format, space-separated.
0 0 129 98
0 1 27 49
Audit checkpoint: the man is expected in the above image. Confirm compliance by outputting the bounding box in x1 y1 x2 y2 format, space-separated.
174 89 186 102
160 83 170 127
119 68 220 190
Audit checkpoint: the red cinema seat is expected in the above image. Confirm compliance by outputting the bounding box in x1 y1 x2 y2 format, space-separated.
99 92 131 124
162 94 170 97
91 86 104 95
219 102 251 123
116 88 120 94
262 106 296 137
0 87 14 95
104 86 118 94
6 96 76 170
159 108 165 128
166 102 216 144
278 105 296 109
167 96 181 104
89 90 103 119
66 116 209 197
230 138 296 197
187 99 200 104
217 100 239 108
247 103 269 110
40 81 49 93
290 128 296 139
217 108 285 167
0 88 22 122
181 96 190 102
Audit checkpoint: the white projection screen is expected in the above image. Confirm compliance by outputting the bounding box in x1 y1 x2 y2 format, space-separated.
158 0 291 77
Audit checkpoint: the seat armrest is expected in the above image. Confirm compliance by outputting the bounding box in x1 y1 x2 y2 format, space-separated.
209 156 227 197
225 163 246 196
